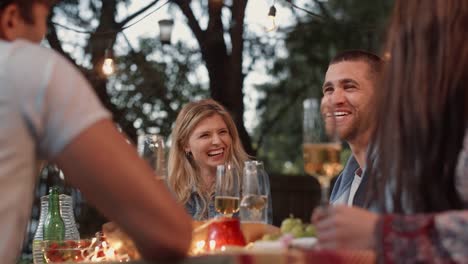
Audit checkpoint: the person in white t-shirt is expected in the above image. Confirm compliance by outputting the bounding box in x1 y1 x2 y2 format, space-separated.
0 1 191 263
321 50 383 207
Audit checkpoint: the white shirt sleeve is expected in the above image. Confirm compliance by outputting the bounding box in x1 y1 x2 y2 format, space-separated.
9 41 111 159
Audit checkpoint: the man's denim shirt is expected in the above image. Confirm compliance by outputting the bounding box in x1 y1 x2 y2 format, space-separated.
330 155 374 209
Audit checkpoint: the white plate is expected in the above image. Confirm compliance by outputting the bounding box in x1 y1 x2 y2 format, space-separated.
249 240 286 253
290 237 317 249
250 237 317 252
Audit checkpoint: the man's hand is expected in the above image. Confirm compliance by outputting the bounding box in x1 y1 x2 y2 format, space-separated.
311 205 379 250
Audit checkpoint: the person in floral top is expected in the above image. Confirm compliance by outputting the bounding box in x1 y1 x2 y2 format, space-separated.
312 0 468 262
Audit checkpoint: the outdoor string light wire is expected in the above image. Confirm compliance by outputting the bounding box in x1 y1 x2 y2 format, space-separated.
51 0 171 35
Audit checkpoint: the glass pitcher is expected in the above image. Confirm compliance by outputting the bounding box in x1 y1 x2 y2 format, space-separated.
32 194 80 264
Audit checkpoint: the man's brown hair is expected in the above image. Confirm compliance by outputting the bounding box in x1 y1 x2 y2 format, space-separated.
329 49 384 81
0 0 55 24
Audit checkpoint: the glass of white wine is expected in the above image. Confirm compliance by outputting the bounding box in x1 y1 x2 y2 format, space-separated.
240 161 268 222
303 98 343 205
214 164 240 218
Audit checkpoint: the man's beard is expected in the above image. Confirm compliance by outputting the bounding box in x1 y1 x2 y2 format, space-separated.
339 117 372 143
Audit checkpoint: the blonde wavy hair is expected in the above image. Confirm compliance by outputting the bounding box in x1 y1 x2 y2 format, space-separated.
168 99 249 216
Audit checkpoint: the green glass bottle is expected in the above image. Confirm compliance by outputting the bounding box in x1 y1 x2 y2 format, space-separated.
43 186 65 241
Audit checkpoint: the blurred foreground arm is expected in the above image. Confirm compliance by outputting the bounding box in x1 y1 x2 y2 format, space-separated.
311 205 378 250
54 120 192 260
376 211 468 263
313 205 468 262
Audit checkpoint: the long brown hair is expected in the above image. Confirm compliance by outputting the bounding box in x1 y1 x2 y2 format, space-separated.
167 99 249 216
367 0 468 213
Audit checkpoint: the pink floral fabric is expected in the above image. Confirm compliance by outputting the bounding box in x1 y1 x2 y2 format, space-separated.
377 132 468 263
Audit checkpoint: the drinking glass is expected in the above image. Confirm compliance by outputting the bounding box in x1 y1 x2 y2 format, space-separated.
214 164 240 217
137 132 167 180
303 98 342 205
255 161 272 223
240 161 268 222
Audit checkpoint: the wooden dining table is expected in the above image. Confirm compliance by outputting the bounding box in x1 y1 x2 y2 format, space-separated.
92 221 376 264
90 248 376 264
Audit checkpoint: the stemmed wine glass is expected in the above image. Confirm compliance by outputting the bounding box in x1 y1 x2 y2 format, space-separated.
214 164 240 218
239 161 269 222
137 131 167 181
255 161 271 223
303 98 342 205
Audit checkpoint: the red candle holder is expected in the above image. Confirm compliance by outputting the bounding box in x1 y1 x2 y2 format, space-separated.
206 217 246 250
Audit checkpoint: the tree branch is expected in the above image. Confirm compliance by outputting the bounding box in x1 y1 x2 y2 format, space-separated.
116 0 161 28
256 91 303 150
312 0 332 19
46 19 80 67
244 57 257 73
286 0 325 21
173 0 205 45
207 0 223 32
230 0 247 58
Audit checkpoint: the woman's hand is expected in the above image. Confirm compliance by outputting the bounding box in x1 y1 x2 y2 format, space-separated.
311 205 379 250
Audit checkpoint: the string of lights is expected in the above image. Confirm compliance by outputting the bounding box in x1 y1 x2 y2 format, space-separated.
266 0 277 32
286 0 324 19
281 0 382 33
265 0 324 32
51 0 170 35
51 0 171 76
51 0 378 77
285 0 324 20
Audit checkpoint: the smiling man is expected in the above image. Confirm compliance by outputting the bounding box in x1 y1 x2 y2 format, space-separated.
321 50 383 207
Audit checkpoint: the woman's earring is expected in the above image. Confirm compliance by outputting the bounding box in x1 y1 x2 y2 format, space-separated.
185 151 192 159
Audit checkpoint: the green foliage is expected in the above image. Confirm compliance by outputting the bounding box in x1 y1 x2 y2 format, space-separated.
254 0 393 174
110 38 208 138
16 255 32 264
49 0 211 139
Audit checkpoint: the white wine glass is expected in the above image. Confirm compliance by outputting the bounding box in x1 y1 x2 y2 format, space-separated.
137 131 167 181
214 164 240 218
254 160 271 224
240 161 268 222
303 98 342 205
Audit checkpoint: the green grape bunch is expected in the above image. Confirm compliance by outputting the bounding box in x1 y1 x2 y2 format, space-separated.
262 215 316 241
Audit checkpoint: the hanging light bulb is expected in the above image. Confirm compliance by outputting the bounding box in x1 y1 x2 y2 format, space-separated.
158 19 174 45
266 5 277 32
102 49 115 76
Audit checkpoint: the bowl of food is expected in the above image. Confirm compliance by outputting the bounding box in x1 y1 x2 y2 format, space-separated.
41 234 130 263
42 240 94 263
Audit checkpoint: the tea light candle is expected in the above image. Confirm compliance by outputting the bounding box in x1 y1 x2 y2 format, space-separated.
209 240 216 251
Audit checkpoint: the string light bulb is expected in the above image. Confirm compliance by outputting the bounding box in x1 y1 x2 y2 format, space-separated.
102 49 115 76
266 4 277 32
